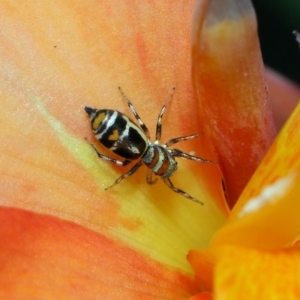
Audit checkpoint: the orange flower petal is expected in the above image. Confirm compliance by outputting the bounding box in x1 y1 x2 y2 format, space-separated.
214 246 300 299
211 102 300 249
0 206 199 298
0 1 227 273
187 248 215 292
187 292 214 300
192 0 276 207
188 245 300 298
266 68 300 131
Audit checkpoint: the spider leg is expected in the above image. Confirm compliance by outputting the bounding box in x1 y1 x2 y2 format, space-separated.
118 87 150 140
163 178 203 205
87 139 132 166
165 134 198 147
170 148 218 164
155 87 176 143
146 169 158 185
105 160 144 190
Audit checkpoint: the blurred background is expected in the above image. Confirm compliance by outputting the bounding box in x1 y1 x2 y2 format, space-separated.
252 0 300 85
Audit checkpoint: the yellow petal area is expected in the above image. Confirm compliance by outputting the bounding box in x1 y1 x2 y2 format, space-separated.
211 102 300 249
188 244 300 298
214 246 300 299
0 1 227 275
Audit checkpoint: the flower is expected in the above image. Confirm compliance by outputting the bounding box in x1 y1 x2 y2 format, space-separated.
188 0 300 298
0 0 299 299
188 102 300 297
0 1 226 298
